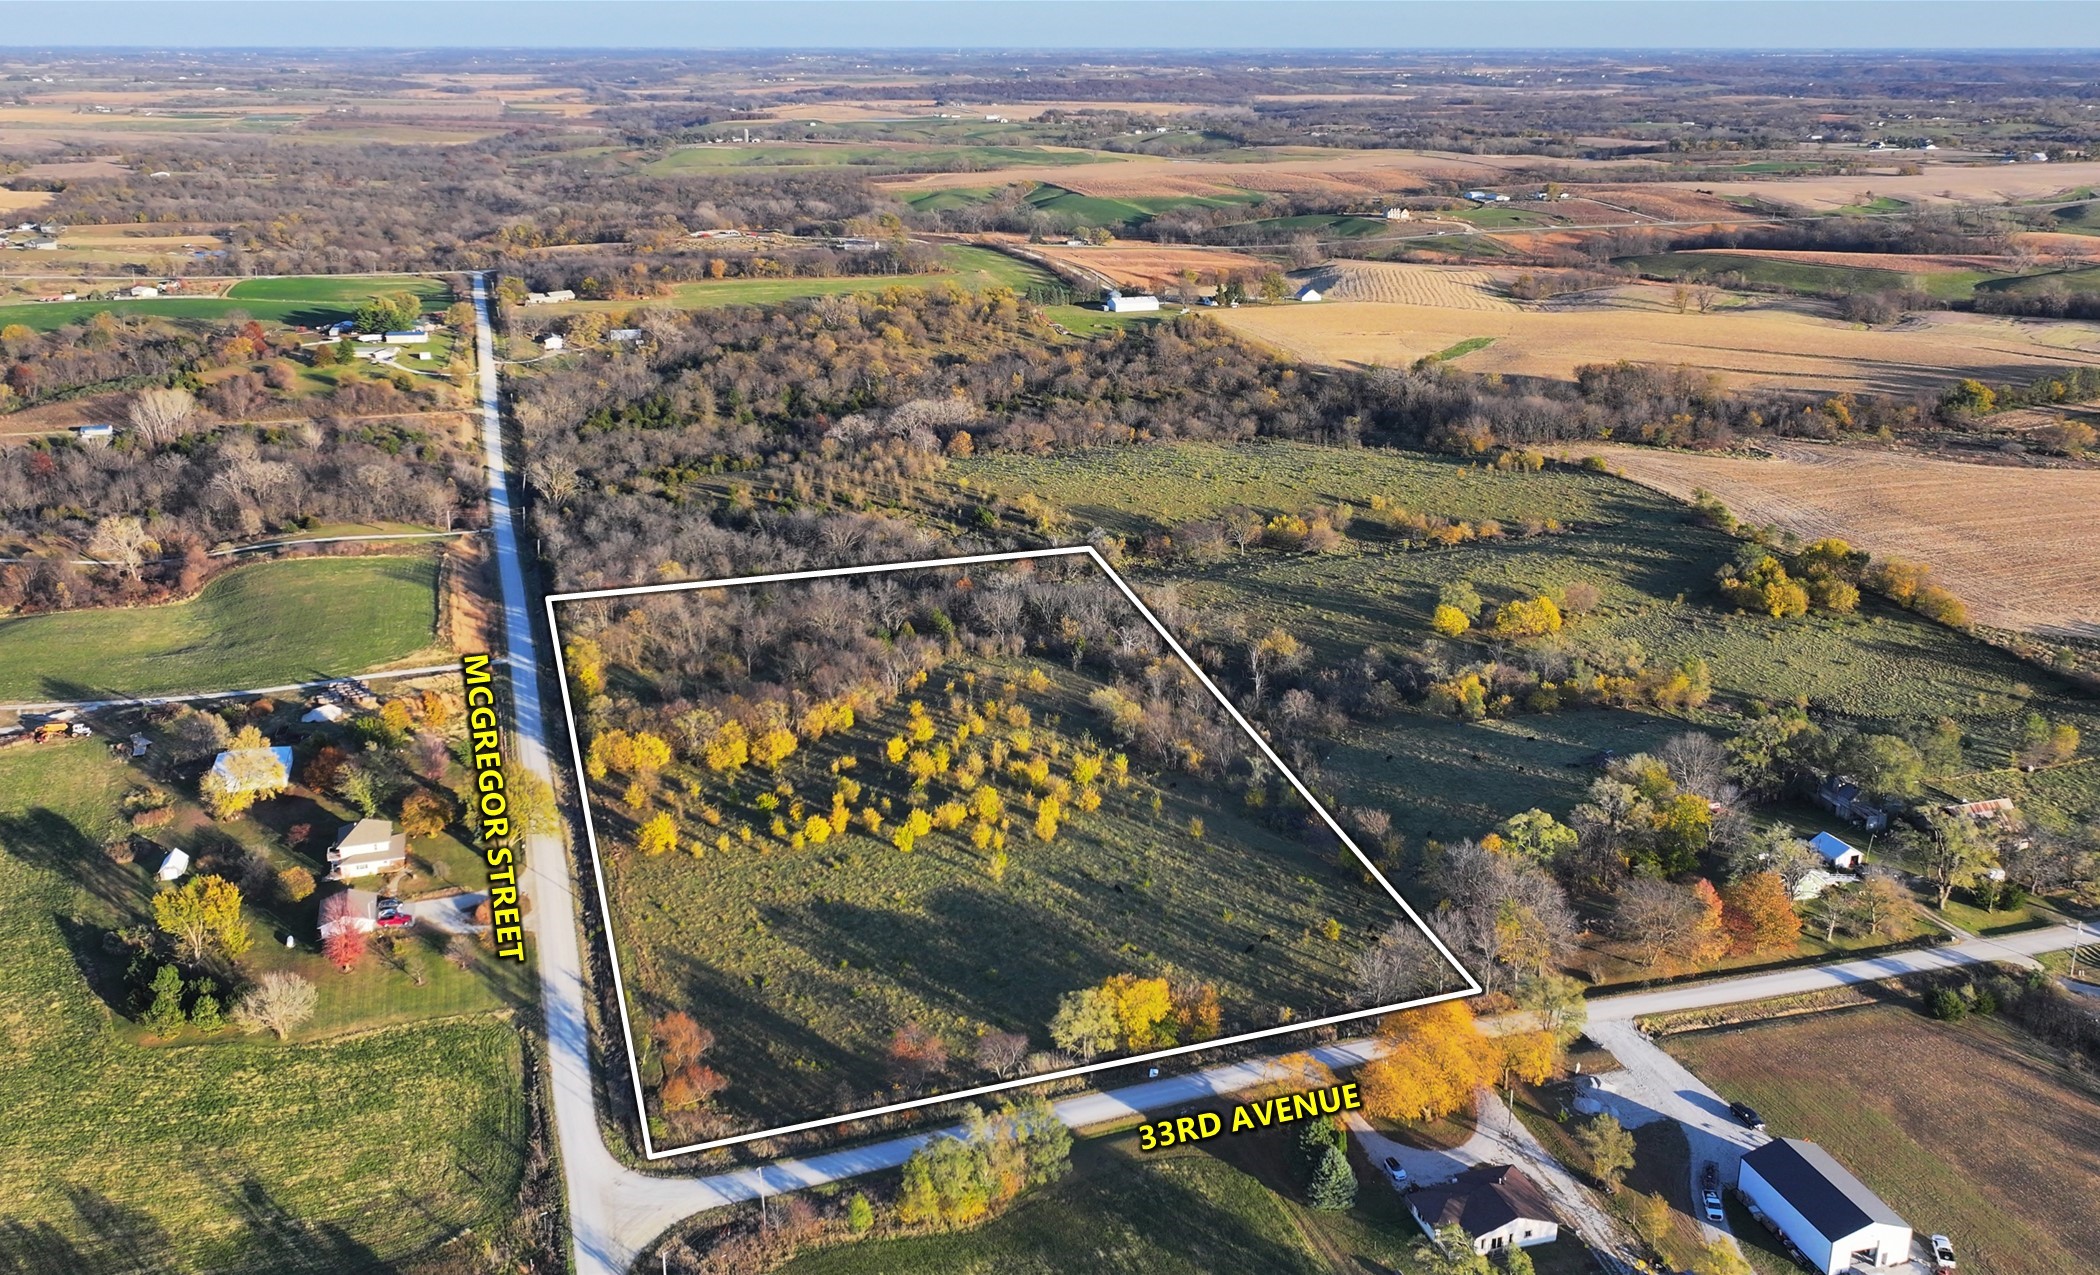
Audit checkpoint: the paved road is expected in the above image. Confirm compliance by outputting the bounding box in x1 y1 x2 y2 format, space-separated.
1590 923 2086 1022
0 662 463 714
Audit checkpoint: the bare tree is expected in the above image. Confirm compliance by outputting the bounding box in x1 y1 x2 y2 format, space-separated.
232 971 318 1040
1658 732 1737 805
88 515 158 580
127 387 198 445
1350 921 1460 1005
974 1030 1030 1079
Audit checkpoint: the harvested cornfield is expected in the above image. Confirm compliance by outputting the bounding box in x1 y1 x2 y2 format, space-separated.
1578 440 2100 636
1024 243 1272 290
1695 248 2019 273
1214 290 2100 397
1301 261 1514 309
1650 159 2100 211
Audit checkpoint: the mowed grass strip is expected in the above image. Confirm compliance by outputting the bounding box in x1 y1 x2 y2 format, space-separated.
0 744 526 1273
0 555 441 702
537 245 1056 315
1666 1004 2100 1275
224 274 454 305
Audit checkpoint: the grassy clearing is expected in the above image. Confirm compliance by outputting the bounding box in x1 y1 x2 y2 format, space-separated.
0 555 442 702
595 649 1401 1138
224 275 454 306
536 246 1056 315
0 742 527 1274
1667 1003 2099 1275
773 1123 1445 1275
955 441 2100 843
1425 336 1496 363
1621 251 1914 294
1023 182 1266 227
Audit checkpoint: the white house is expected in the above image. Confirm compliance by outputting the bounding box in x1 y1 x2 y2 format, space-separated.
1102 290 1160 313
1808 832 1863 871
1738 1139 1911 1275
351 346 399 363
382 330 430 345
1408 1165 1560 1256
128 285 159 298
1384 207 1412 220
326 818 409 882
1465 189 1493 200
539 333 566 351
74 423 116 443
1296 287 1323 302
156 847 190 882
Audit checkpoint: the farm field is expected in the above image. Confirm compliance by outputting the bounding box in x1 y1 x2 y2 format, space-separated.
1666 1004 2100 1275
0 275 451 334
0 741 528 1274
1211 280 2100 394
1294 261 1514 309
532 245 1055 314
955 441 2100 837
1584 440 2100 636
0 554 442 703
223 274 454 305
1018 242 1275 291
645 142 1113 174
1649 159 2100 211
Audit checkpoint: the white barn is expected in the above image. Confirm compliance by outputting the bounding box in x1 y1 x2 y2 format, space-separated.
1808 832 1863 871
1102 290 1160 313
1739 1139 1911 1275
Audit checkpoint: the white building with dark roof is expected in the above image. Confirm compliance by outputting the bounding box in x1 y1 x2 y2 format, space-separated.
1738 1138 1911 1275
1408 1164 1560 1256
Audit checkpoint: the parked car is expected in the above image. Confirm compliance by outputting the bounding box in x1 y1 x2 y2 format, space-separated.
1930 1235 1957 1270
1728 1101 1766 1131
375 910 413 929
1702 1189 1725 1223
1382 1156 1408 1187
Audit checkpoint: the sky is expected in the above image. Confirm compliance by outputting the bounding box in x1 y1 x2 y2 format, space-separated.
1 1 2098 51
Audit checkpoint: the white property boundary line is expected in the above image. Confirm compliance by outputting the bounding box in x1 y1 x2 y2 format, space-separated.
544 544 1483 1159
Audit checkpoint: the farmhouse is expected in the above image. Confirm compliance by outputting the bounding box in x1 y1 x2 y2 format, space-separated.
1815 775 1888 832
208 745 293 794
1102 290 1161 313
128 285 159 298
317 886 381 940
1408 1164 1560 1256
1808 831 1864 871
1738 1138 1912 1275
326 818 409 882
1385 207 1412 220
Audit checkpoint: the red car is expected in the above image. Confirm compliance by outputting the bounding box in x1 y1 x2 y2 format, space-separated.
375 910 413 928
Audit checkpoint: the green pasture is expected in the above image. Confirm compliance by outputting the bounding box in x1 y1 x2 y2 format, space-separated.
0 555 442 702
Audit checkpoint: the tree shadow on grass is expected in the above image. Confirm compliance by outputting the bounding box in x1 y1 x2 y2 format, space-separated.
0 1185 178 1275
204 1172 395 1275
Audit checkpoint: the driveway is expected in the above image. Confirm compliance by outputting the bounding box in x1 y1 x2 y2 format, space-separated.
403 892 487 934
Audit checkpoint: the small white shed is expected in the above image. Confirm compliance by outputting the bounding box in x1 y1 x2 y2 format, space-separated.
156 848 190 882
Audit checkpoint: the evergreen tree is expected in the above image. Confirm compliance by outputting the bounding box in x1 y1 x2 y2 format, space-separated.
142 963 186 1035
1307 1142 1357 1211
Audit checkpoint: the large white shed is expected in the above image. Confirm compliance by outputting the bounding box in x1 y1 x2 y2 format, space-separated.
1739 1138 1911 1275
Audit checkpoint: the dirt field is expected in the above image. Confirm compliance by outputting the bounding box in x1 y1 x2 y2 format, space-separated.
1298 261 1515 309
1655 159 2100 211
1578 439 2100 636
881 147 1638 199
1021 242 1273 290
1667 1004 2100 1275
1213 276 2100 398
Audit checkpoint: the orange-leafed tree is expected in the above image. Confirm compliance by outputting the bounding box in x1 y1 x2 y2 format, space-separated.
1359 1000 1495 1124
1720 871 1802 955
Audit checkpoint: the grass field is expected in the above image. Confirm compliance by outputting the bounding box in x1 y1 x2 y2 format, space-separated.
1621 251 2006 302
534 245 1055 315
1649 160 2100 211
1588 439 2100 637
772 1123 1452 1275
955 441 2100 840
0 742 527 1274
1022 181 1267 227
1212 279 2100 394
646 143 1113 175
224 275 454 306
589 634 1413 1139
0 555 442 702
1667 1004 2100 1275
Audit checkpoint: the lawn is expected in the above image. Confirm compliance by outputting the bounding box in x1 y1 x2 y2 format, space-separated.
952 441 2100 844
588 639 1411 1141
772 1124 1443 1275
1666 1003 2100 1275
0 742 528 1274
0 554 442 702
224 275 454 306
